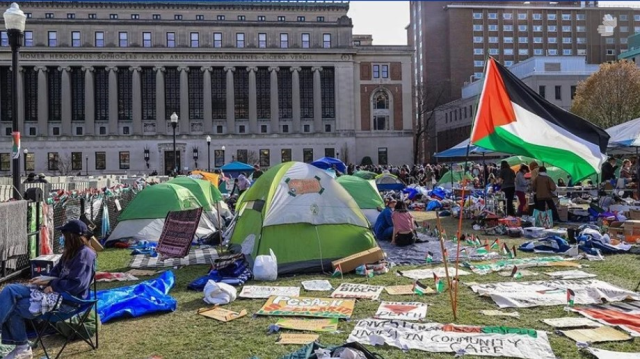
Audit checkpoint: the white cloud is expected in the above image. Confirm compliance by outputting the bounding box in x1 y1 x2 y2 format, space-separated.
349 1 410 45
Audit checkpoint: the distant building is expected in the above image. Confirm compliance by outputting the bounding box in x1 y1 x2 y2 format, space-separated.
619 32 640 64
434 56 599 155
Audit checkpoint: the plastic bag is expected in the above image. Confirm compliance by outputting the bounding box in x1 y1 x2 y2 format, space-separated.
253 249 278 281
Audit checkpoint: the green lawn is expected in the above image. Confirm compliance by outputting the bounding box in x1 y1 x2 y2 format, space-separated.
39 213 640 359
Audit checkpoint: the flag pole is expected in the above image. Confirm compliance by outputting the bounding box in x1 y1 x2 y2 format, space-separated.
453 183 466 315
435 210 457 321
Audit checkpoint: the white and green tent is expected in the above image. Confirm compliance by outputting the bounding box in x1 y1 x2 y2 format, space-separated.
336 175 384 225
229 162 377 275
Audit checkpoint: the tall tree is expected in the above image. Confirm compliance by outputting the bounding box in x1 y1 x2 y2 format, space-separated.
413 81 450 164
571 60 640 129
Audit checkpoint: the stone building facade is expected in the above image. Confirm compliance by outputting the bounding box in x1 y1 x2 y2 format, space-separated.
0 0 413 175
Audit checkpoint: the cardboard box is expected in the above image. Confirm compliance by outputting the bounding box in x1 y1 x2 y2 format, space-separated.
628 209 640 220
30 254 61 278
331 247 385 274
623 220 640 243
558 206 569 222
88 236 104 252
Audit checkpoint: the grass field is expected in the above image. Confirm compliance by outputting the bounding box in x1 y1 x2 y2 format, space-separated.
35 212 640 359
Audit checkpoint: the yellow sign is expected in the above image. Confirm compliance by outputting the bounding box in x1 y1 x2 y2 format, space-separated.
276 318 339 332
257 296 355 319
276 333 319 345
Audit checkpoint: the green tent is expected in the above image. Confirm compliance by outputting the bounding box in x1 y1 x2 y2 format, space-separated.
230 162 377 275
436 171 474 186
353 170 377 180
168 177 222 211
118 183 203 221
336 175 383 210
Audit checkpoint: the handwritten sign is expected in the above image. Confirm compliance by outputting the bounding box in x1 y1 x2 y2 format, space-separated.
276 318 339 332
239 286 300 299
375 302 427 321
330 283 384 300
286 178 323 197
256 296 355 319
276 333 319 345
347 319 556 359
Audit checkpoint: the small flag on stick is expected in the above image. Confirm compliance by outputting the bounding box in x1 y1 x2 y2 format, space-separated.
567 289 575 307
490 239 500 250
510 265 522 279
332 264 343 279
512 245 517 258
433 273 445 293
413 280 428 296
425 251 434 264
502 243 514 258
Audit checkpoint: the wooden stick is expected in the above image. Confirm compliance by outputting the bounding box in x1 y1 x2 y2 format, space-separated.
435 211 457 321
453 181 467 315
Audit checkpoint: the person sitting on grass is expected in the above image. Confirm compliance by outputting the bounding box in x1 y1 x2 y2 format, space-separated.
0 220 96 359
391 201 417 247
373 198 396 241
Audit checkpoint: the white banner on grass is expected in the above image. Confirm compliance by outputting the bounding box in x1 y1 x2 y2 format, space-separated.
399 267 471 280
374 302 427 321
347 319 555 359
239 286 301 299
587 348 640 359
471 279 640 308
301 280 333 292
545 270 597 280
331 283 384 300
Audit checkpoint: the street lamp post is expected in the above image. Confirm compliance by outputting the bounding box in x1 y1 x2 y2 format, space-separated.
170 112 178 175
4 3 26 200
85 155 88 176
22 148 27 176
206 135 211 172
221 145 226 166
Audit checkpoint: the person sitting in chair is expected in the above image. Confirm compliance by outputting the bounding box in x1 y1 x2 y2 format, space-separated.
373 198 396 241
0 220 96 359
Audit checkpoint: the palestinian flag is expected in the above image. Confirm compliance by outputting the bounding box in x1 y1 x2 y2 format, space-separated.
512 245 517 258
470 57 610 181
511 266 523 279
433 273 445 293
364 264 374 278
413 280 428 296
332 264 343 278
474 236 482 247
490 239 500 250
567 289 576 307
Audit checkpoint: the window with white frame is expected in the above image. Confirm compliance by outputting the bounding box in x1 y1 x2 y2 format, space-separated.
72 31 81 47
297 16 305 22
278 16 285 22
489 48 499 55
238 15 246 21
258 15 266 21
534 49 543 55
562 26 571 32
606 49 616 55
95 31 104 47
24 31 33 47
474 48 484 55
563 49 572 55
67 13 75 19
174 14 182 20
316 16 324 22
548 25 557 32
504 25 513 31
474 72 483 79
621 14 629 21
534 37 543 43
236 33 244 48
504 48 514 55
577 37 586 44
196 15 204 20
473 36 483 43
301 33 310 48
372 90 390 131
548 49 558 55
143 32 151 47
577 49 586 55
518 25 527 31
576 26 586 32
606 38 615 44
621 37 628 44
152 14 160 20
488 24 498 31
217 15 225 20
562 14 571 20
191 32 199 47
323 33 331 48
562 37 572 44
473 24 482 31
489 37 498 43
119 32 128 47
258 33 267 48
635 26 640 33
213 33 222 48
504 37 513 43
473 12 482 19
549 37 558 43
548 14 557 20
533 13 541 20
280 33 288 48
621 26 629 32
518 13 527 20
488 13 497 19
505 60 514 66
167 32 176 47
518 49 528 55
474 60 484 67
635 15 640 21
503 13 512 20
0 31 8 47
533 25 542 32
577 14 585 20
518 37 528 43
110 14 118 19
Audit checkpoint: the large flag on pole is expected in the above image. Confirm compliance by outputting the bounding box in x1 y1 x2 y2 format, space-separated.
470 57 610 181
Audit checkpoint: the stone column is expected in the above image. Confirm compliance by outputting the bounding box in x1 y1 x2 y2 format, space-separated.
269 66 279 134
247 67 258 134
224 66 235 134
35 66 48 136
312 66 323 133
59 67 72 136
154 66 165 124
131 67 142 135
82 66 94 135
291 67 301 133
201 67 212 133
107 66 118 135
178 66 189 134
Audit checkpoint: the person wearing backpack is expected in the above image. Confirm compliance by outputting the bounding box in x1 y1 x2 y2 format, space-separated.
532 166 560 222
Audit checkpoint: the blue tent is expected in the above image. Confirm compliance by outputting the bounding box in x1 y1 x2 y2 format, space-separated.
435 138 497 158
220 161 254 178
311 157 347 174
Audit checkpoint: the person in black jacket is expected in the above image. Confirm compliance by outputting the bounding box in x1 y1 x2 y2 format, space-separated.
601 157 618 182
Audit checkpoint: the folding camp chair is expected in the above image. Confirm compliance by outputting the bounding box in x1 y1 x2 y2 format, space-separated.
30 274 99 359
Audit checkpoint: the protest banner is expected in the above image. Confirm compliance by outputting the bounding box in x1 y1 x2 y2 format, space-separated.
571 300 640 337
561 326 630 343
541 317 601 329
465 256 579 275
399 267 470 280
275 318 339 332
587 348 640 359
257 296 355 319
276 333 319 345
330 283 384 300
386 285 434 296
471 279 640 308
239 286 300 299
374 302 427 321
301 280 332 292
545 270 597 280
347 319 555 359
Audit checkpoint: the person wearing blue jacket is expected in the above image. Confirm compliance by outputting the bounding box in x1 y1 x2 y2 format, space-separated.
0 220 96 359
374 198 396 241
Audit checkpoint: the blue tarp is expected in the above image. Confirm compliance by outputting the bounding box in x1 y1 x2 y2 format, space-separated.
435 138 496 158
96 270 177 323
311 157 347 174
220 161 254 172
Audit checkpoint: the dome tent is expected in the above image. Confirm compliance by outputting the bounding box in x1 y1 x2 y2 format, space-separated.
336 175 384 225
167 177 231 227
107 183 217 244
229 162 377 275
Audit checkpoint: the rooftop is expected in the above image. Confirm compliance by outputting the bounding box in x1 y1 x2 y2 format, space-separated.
11 0 350 7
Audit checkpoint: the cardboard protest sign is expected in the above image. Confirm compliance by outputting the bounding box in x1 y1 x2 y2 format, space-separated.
374 302 427 321
330 283 384 300
239 286 300 299
275 318 339 332
541 317 601 328
466 256 579 275
545 270 596 280
471 279 640 308
256 296 355 319
276 333 319 345
301 280 332 292
561 326 631 343
347 319 555 359
587 348 640 359
197 307 247 322
399 267 470 280
480 310 520 318
571 300 640 337
385 285 434 296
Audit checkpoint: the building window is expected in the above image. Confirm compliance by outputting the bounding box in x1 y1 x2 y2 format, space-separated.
52 127 60 136
372 90 390 131
71 152 82 171
141 67 156 121
562 26 571 32
324 148 335 158
48 31 57 47
110 14 118 19
67 13 75 19
503 13 512 20
95 152 106 170
119 32 128 47
166 32 175 48
71 70 85 121
258 15 266 21
143 32 152 47
214 33 222 48
119 152 130 169
282 124 289 133
117 66 133 121
635 15 640 21
1 31 8 47
23 67 38 122
216 125 223 134
606 49 616 56
217 15 225 21
24 31 33 47
473 36 483 43
48 67 62 122
621 26 629 32
533 13 541 20
236 33 245 48
99 126 106 135
473 12 482 19
606 38 615 44
303 124 310 133
488 13 497 19
323 33 331 48
474 48 484 55
0 68 13 122
548 14 557 21
518 25 527 32
47 152 59 171
325 124 332 133
190 32 199 47
88 13 97 19
548 49 558 55
165 67 180 119
123 126 130 135
71 31 81 47
577 26 586 32
280 33 288 48
278 68 292 119
570 85 577 100
577 14 585 21
474 60 484 67
518 13 527 20
548 25 557 32
563 37 572 44
259 149 270 167
549 37 557 43
238 125 246 134
174 14 183 20
489 37 498 43
188 68 203 120
0 153 9 171
153 14 161 20
300 68 314 119
234 15 244 21
260 124 268 133
373 65 380 78
534 49 543 55
555 85 561 100
303 149 313 163
534 37 543 43
505 61 514 66
297 16 305 22
211 68 226 120
45 13 54 19
317 16 325 22
25 13 32 19
278 16 285 22
258 33 267 48
301 33 310 48
321 67 335 118
257 68 270 119
75 127 83 136
621 37 628 44
25 153 34 171
518 37 528 43
518 49 528 55
281 149 291 162
533 25 542 32
131 14 139 20
489 25 498 31
562 14 571 21
504 37 513 43
378 148 388 165
196 15 204 20
473 24 482 31
234 67 249 119
95 32 104 47
489 48 499 55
